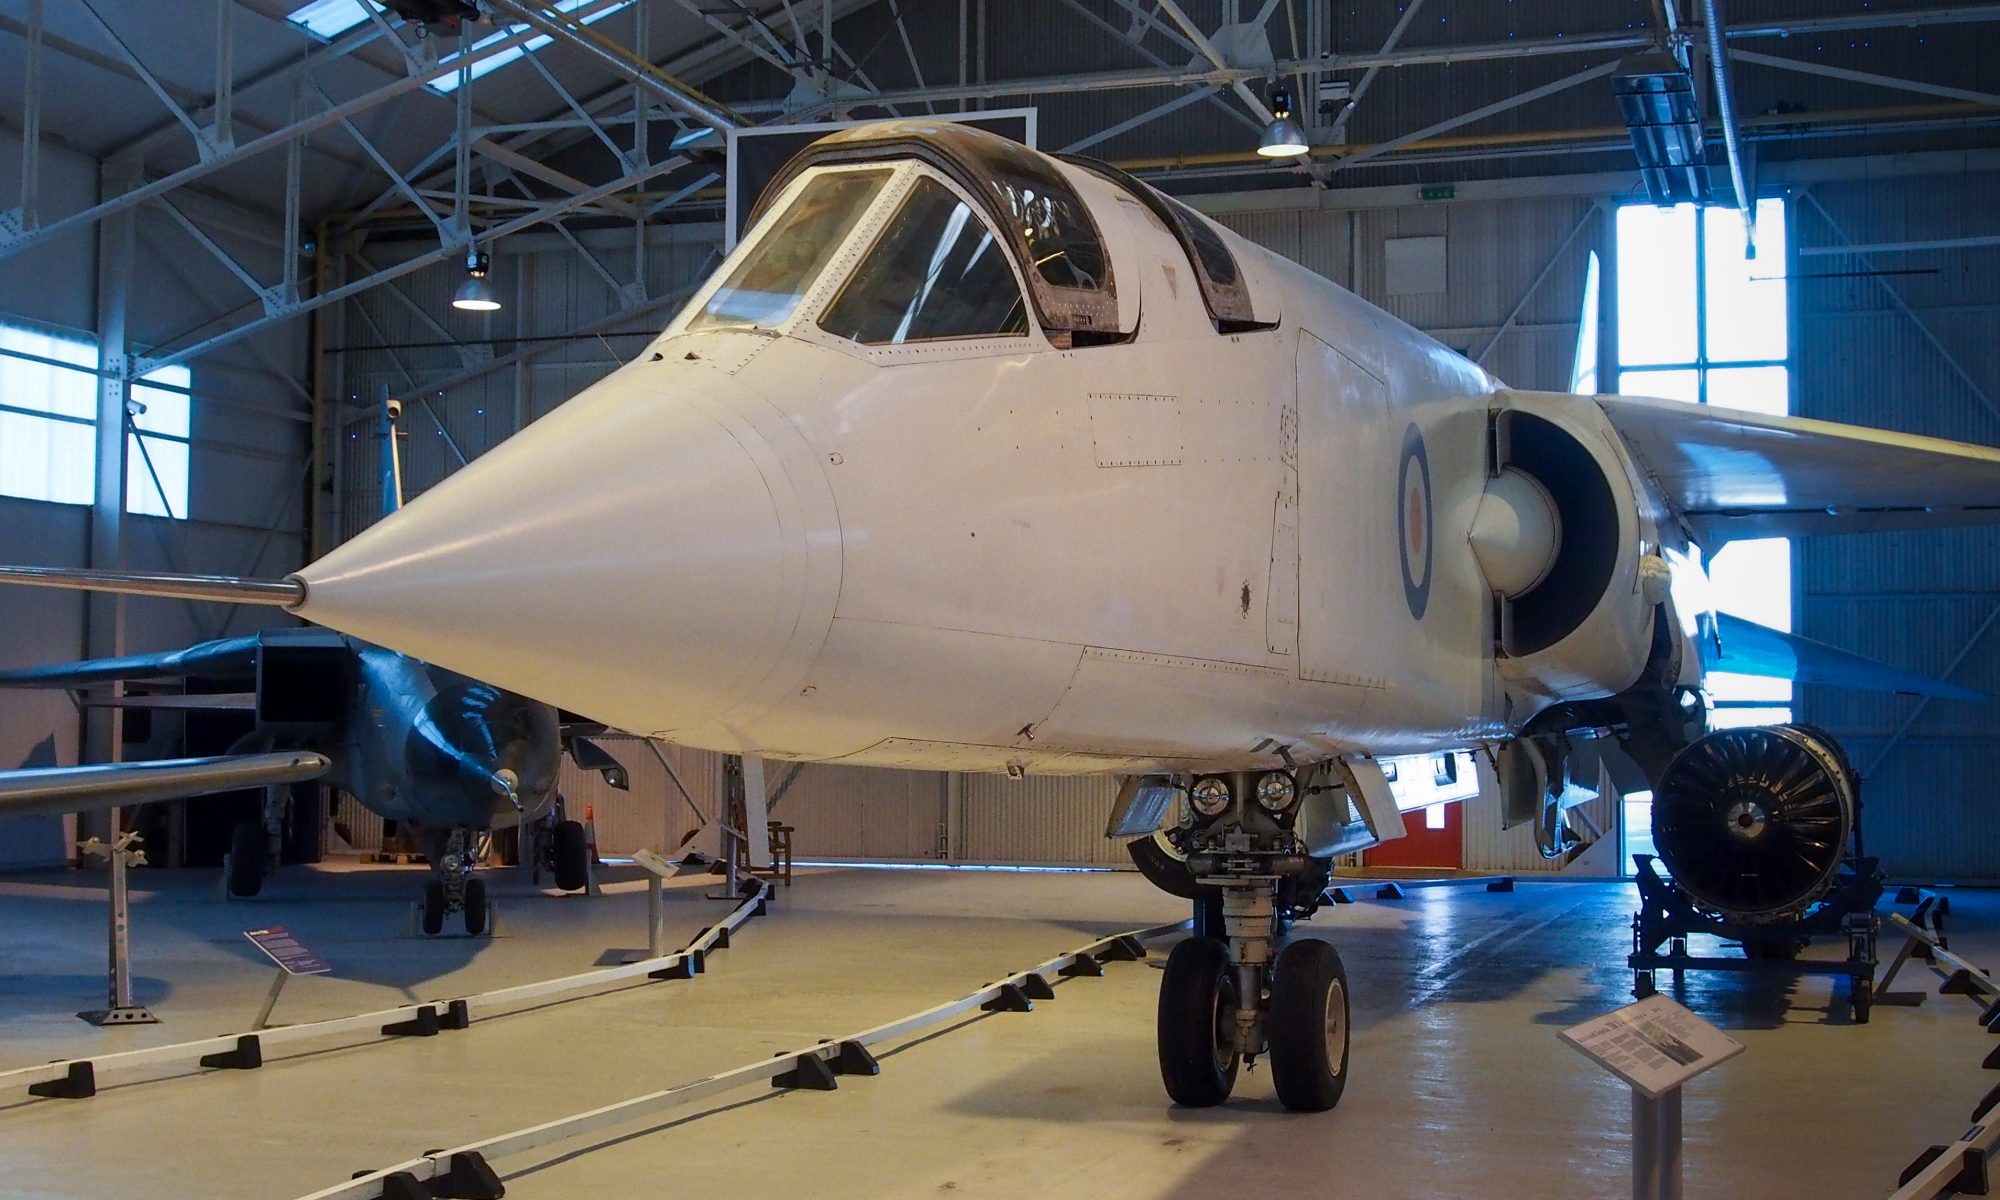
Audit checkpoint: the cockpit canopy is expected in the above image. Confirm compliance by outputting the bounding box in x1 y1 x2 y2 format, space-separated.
744 120 1120 339
679 120 1270 350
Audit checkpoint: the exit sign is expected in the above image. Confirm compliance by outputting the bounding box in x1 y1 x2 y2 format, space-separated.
1418 184 1457 202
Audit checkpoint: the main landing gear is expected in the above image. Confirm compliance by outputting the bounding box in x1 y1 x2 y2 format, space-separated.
1149 769 1350 1111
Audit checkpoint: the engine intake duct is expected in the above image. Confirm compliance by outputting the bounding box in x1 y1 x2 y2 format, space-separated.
1481 411 1622 657
1652 724 1857 923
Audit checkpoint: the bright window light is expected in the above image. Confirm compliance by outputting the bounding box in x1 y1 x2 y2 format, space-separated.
1615 197 1792 873
0 322 192 519
0 323 98 506
430 0 639 93
1424 804 1447 831
287 0 379 40
127 365 192 519
1613 204 1698 366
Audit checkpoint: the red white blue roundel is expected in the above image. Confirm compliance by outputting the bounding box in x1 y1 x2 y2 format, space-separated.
1397 423 1432 619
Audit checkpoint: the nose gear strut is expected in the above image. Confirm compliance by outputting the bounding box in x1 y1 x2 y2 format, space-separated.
1154 770 1352 1111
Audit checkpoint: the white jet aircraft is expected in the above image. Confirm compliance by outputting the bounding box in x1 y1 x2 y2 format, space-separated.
5 121 1998 1111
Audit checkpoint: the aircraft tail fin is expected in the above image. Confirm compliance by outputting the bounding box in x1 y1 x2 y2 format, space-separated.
0 565 304 608
1705 611 1985 703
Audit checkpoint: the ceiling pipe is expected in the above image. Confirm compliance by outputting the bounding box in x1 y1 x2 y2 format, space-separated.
1699 0 1757 257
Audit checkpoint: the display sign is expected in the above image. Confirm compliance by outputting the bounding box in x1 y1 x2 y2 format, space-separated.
631 848 681 879
1560 994 1741 1099
244 926 330 976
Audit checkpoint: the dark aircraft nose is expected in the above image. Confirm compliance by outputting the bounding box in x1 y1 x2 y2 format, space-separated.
406 682 561 826
292 366 836 738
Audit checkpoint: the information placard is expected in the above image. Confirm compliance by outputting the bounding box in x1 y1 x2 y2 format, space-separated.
1560 994 1741 1098
631 849 682 879
244 926 330 976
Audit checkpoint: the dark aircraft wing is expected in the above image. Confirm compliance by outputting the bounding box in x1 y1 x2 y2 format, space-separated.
1704 612 1985 703
0 634 261 689
1594 392 2000 545
0 751 329 820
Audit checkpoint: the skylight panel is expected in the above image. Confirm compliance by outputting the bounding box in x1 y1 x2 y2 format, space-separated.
430 0 638 93
287 0 378 41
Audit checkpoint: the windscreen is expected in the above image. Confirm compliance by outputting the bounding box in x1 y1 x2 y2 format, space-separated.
821 177 1029 345
688 169 891 332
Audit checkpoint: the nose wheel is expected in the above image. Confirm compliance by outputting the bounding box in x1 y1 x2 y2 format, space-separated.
1156 884 1352 1111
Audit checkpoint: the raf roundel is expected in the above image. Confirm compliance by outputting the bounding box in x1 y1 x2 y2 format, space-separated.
1397 423 1433 620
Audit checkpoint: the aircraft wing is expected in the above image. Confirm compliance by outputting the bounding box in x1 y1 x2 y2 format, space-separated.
0 634 261 689
1704 611 1984 703
1594 393 2000 544
0 751 329 820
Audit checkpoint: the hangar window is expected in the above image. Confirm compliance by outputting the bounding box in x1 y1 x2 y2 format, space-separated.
0 321 192 518
820 177 1029 345
1614 198 1791 872
687 169 891 334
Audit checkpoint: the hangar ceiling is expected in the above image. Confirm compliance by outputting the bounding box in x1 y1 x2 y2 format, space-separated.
0 0 1995 388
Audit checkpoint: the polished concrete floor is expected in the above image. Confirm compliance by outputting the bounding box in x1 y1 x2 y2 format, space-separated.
0 862 1990 1199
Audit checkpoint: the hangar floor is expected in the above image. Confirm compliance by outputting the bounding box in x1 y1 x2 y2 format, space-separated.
0 864 1989 1199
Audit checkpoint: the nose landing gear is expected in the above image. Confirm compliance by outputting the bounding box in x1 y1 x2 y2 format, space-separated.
419 827 490 936
1150 770 1351 1112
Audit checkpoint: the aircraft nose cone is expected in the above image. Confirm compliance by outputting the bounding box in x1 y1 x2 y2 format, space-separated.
296 368 830 736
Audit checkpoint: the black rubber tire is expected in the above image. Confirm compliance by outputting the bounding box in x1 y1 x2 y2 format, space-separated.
421 880 447 936
1268 938 1351 1112
463 877 489 936
1157 936 1239 1107
227 822 267 898
1852 976 1872 1025
552 820 589 892
1127 834 1202 899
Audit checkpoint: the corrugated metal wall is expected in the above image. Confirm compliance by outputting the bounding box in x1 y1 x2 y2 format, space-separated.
1793 171 2000 882
959 775 1126 866
776 764 949 860
558 738 724 856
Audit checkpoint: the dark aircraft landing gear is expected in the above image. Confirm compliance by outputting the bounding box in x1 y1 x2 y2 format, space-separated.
224 783 293 898
1149 769 1349 1112
419 827 490 935
226 821 268 898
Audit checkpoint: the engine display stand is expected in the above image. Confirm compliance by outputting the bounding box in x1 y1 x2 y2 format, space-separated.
1627 854 1884 1022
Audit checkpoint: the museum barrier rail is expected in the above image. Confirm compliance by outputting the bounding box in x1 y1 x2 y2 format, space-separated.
288 918 1190 1200
0 879 774 1102
1885 897 2000 1199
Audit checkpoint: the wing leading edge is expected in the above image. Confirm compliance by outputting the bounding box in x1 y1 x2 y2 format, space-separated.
1592 392 2000 545
0 634 261 689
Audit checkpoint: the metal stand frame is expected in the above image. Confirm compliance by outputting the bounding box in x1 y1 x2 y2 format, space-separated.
1627 855 1882 1021
76 816 158 1027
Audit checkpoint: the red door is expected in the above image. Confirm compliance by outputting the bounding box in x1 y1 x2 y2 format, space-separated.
1363 803 1463 870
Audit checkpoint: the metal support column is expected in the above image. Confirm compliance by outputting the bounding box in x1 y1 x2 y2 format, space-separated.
81 157 138 846
1632 1088 1684 1200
